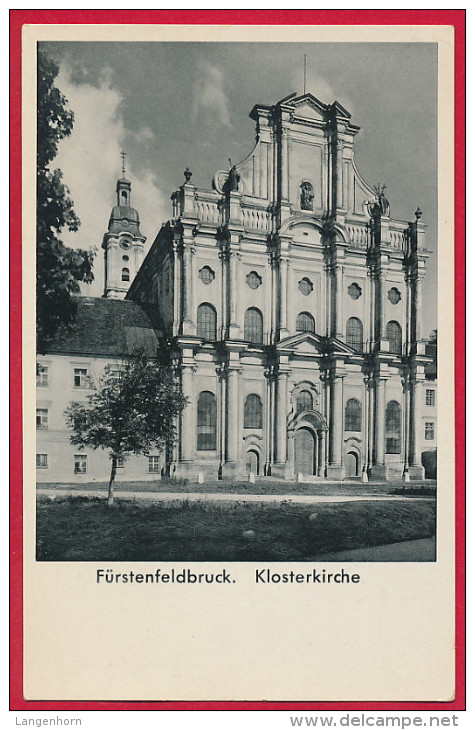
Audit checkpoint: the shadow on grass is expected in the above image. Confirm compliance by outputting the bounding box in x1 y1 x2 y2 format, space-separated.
36 495 436 562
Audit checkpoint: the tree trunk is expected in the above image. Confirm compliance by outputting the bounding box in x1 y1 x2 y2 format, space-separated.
108 454 117 506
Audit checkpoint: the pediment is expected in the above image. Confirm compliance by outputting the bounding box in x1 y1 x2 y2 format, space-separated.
277 333 359 357
278 331 326 353
279 93 328 119
292 101 325 121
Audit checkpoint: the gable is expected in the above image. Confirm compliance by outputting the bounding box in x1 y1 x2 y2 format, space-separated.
292 102 325 121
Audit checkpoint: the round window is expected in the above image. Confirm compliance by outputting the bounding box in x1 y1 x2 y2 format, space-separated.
199 266 215 285
348 283 362 300
246 271 262 290
298 278 313 296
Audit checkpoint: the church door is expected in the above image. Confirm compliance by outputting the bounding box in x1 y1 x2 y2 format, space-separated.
345 451 359 478
294 428 316 476
246 450 259 476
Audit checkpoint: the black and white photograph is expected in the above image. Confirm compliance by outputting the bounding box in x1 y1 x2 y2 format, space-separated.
35 40 438 563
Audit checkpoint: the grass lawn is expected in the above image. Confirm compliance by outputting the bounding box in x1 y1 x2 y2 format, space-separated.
36 496 436 562
38 478 436 498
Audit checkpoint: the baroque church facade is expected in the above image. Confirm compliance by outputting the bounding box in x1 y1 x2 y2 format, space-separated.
121 92 436 482
37 92 437 484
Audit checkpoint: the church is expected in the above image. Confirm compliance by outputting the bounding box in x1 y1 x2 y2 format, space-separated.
37 92 437 483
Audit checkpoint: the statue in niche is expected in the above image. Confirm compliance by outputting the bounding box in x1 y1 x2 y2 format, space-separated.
300 181 314 211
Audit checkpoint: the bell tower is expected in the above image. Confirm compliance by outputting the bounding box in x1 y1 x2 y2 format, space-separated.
102 152 146 299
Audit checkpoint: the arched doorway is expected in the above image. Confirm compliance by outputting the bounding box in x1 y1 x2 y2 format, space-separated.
294 428 316 476
345 451 359 478
246 449 260 476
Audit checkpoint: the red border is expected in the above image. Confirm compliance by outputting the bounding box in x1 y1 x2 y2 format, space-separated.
10 9 466 712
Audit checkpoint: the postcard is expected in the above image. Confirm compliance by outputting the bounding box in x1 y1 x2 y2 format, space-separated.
10 11 465 710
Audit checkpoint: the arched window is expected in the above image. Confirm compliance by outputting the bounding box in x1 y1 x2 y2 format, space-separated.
346 317 363 352
296 390 313 413
244 307 263 344
385 401 401 454
386 320 402 355
244 394 263 428
197 391 217 450
197 303 217 340
345 398 362 431
121 190 128 204
296 312 315 333
121 267 130 282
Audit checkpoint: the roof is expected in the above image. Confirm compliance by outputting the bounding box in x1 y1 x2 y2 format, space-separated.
108 204 143 237
45 297 159 357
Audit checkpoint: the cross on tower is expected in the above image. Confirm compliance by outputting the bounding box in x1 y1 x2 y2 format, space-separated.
120 150 127 177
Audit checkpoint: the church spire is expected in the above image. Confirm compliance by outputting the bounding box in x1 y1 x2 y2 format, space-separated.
102 162 146 300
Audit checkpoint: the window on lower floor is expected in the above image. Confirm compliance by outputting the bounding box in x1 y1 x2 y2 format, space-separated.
345 398 362 431
425 422 435 440
148 455 160 473
244 307 264 344
346 317 363 352
386 320 402 355
74 454 87 474
385 401 401 453
426 389 435 406
244 394 263 428
36 408 48 429
36 365 48 387
74 368 89 388
117 455 125 468
296 311 315 333
36 454 48 469
197 391 217 450
296 390 313 413
197 303 217 340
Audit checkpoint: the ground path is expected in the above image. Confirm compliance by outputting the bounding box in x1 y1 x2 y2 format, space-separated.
37 488 433 505
306 537 436 562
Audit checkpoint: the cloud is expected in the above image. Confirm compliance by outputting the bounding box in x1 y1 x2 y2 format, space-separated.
54 65 168 296
191 62 232 129
291 68 354 112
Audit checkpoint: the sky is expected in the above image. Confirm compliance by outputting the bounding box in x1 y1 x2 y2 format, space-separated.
41 41 438 335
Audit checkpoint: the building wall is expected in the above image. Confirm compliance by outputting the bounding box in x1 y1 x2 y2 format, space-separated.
36 354 164 484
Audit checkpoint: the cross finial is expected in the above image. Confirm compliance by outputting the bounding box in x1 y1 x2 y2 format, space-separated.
120 149 127 177
303 53 307 95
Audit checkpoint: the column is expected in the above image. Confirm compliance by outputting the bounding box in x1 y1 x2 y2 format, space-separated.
264 369 274 474
260 141 268 199
317 434 324 477
333 264 344 339
270 253 276 342
414 277 423 342
336 140 344 209
182 242 195 334
374 376 386 466
281 128 289 200
329 375 343 466
180 363 195 462
172 241 182 335
279 256 289 336
225 367 240 463
367 378 374 469
274 370 288 464
409 379 423 467
403 378 411 475
228 250 240 337
362 377 370 477
378 269 386 343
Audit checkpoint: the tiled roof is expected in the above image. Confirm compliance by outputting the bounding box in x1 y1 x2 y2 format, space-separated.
46 297 159 357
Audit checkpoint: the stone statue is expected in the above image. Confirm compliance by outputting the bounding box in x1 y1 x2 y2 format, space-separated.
373 183 390 217
300 181 314 211
227 165 240 192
